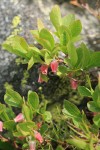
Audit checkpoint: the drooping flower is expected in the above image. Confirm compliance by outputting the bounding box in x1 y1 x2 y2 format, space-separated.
0 121 3 132
50 60 58 73
38 74 43 83
29 141 36 150
14 113 24 123
37 122 42 129
70 78 78 90
34 131 43 143
40 64 48 75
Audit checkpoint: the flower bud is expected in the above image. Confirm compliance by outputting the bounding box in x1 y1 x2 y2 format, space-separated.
34 131 43 143
29 141 36 150
40 65 48 75
14 113 24 123
37 122 42 129
70 78 78 90
0 121 3 132
50 60 58 73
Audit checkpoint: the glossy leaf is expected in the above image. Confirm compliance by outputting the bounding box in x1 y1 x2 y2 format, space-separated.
87 101 100 112
56 145 64 150
3 36 29 59
58 65 68 74
60 31 70 46
67 42 78 66
40 123 48 135
4 89 23 107
28 91 39 110
17 122 35 136
50 5 62 30
69 20 82 37
39 28 55 50
4 120 16 131
27 57 34 70
93 114 100 127
78 86 92 97
0 103 6 114
43 111 52 123
22 104 33 121
92 86 100 107
62 14 75 27
89 52 100 68
63 100 81 119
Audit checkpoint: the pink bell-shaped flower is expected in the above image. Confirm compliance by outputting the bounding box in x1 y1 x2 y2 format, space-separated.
50 60 58 73
38 74 43 83
70 78 78 90
40 64 48 75
34 131 43 143
0 121 3 132
14 113 24 123
29 141 36 150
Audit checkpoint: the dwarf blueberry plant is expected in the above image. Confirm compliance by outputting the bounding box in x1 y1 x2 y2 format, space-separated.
1 5 100 150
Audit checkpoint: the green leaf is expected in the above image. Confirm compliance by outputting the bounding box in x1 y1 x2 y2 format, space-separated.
0 111 10 121
63 100 81 119
29 46 41 55
93 114 100 127
87 101 100 112
17 122 35 136
39 28 55 50
81 43 91 69
67 138 87 149
50 5 62 30
35 36 52 51
22 104 33 121
89 52 100 68
78 86 92 97
28 91 39 110
22 143 29 149
40 123 48 135
30 30 39 37
43 111 52 123
75 43 91 69
6 107 15 119
62 14 75 26
3 36 29 59
37 18 44 31
67 42 78 66
41 74 49 82
4 120 16 131
0 103 6 114
0 141 15 150
58 25 71 38
60 31 70 46
13 131 24 137
56 145 64 150
27 57 34 70
69 20 82 37
45 52 52 65
92 86 100 107
4 89 23 107
58 65 68 74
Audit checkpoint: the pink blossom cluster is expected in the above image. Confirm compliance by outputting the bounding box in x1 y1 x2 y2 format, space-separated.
38 60 58 83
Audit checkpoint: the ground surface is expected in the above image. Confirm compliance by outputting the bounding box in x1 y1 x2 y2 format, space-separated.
0 0 100 100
